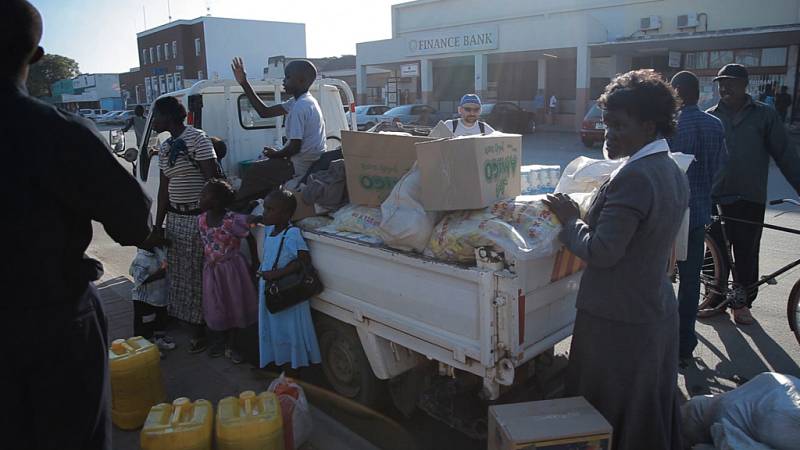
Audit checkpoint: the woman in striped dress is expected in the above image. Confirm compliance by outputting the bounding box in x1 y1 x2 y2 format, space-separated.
151 96 219 353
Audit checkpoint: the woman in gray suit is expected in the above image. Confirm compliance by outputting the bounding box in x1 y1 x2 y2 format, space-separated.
544 70 689 450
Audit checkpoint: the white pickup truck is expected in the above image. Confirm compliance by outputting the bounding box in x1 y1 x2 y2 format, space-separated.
132 75 581 435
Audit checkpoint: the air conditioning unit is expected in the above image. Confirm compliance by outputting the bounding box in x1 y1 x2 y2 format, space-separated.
677 14 699 29
640 15 662 31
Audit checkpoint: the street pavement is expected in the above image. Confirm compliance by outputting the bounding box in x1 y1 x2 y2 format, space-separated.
89 128 800 449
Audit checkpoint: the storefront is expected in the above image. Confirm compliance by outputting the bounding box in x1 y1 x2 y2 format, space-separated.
356 0 800 129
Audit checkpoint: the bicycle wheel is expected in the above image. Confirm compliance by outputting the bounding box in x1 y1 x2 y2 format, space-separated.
788 280 800 346
698 233 728 310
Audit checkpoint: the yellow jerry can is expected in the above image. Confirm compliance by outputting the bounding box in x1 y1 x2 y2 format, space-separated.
140 397 214 450
108 337 165 430
216 390 284 450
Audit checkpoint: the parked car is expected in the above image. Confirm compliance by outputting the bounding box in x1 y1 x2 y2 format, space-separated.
79 109 109 121
379 104 447 126
580 101 605 148
109 110 136 125
479 102 536 134
348 104 391 130
97 110 125 125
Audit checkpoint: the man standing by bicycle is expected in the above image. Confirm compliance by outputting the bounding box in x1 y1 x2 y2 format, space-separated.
700 64 800 325
669 71 728 362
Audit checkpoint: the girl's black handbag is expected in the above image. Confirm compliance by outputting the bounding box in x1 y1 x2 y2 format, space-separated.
263 228 324 314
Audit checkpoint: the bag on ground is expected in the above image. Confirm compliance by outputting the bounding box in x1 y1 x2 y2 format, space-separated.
681 372 800 450
268 373 312 450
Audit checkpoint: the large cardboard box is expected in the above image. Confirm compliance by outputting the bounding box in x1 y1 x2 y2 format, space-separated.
488 397 613 450
341 130 434 207
416 133 522 211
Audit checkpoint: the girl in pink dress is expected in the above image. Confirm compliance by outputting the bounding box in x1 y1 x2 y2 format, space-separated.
198 179 260 363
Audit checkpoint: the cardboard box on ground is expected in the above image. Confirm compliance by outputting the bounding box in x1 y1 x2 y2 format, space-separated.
488 397 613 450
416 133 523 211
341 131 435 207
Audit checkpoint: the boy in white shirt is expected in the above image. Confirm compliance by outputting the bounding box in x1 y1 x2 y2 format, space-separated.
232 57 326 188
443 94 495 137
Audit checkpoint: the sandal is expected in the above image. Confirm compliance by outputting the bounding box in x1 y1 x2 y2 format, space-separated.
225 347 244 364
188 338 208 354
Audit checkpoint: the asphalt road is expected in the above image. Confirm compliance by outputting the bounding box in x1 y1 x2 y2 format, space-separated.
89 129 799 449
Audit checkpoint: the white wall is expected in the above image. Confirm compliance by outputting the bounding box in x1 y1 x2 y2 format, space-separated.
392 0 800 41
202 18 306 81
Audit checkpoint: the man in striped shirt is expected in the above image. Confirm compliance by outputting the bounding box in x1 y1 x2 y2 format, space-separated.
668 71 728 364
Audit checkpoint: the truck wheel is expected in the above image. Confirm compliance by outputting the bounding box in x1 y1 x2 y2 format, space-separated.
316 316 386 408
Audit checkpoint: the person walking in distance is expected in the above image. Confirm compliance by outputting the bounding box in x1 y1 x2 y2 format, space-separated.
668 71 728 365
700 64 800 324
775 85 792 123
0 2 152 449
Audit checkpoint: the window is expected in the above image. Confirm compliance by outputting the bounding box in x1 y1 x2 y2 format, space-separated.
174 72 182 90
164 43 170 60
761 47 787 66
144 77 152 103
172 41 177 59
194 38 201 56
159 75 166 94
709 50 733 68
685 51 708 69
156 45 161 62
166 74 174 92
734 49 760 67
149 47 155 64
198 70 205 80
142 49 148 65
239 93 279 128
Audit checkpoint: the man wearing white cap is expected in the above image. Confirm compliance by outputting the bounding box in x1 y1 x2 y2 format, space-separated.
444 93 495 137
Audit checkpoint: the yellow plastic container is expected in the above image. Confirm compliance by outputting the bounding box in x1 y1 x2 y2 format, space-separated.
216 391 284 450
140 397 214 450
108 337 165 429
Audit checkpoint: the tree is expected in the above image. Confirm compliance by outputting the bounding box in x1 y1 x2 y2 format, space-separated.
26 54 80 97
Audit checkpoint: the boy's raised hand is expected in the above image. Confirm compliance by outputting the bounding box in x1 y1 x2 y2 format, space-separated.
231 57 247 85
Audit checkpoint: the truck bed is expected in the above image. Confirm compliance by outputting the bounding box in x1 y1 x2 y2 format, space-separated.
273 227 583 395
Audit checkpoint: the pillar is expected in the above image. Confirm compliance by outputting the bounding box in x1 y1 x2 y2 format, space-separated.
474 53 488 99
420 58 433 105
786 45 798 120
575 43 591 131
356 64 368 105
537 58 547 91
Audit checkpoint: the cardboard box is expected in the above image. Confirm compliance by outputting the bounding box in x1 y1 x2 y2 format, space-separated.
416 133 522 211
488 397 612 450
288 188 316 221
341 130 434 207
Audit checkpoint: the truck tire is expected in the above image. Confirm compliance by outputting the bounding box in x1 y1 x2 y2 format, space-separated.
316 316 386 408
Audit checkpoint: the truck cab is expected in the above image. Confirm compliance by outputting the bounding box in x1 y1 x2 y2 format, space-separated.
135 78 356 215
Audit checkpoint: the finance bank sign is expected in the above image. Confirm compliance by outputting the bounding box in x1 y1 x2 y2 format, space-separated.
405 26 499 56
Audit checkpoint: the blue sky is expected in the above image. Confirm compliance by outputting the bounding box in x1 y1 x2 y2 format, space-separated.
30 0 400 74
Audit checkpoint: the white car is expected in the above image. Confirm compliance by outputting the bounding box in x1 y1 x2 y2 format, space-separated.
78 108 109 121
348 104 391 130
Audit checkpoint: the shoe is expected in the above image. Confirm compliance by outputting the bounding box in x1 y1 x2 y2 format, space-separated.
697 307 728 319
733 307 755 325
225 347 244 364
208 342 225 358
188 338 208 354
154 335 177 351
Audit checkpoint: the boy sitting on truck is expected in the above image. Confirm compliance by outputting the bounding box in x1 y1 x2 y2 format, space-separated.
231 57 326 192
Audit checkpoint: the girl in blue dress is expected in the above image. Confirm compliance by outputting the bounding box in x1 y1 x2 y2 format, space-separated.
258 189 321 370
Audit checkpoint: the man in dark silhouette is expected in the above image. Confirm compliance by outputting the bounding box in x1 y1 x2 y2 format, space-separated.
0 2 152 449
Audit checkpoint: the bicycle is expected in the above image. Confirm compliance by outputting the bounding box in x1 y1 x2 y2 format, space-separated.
698 198 800 345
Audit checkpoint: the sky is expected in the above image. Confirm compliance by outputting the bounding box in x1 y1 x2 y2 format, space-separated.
30 0 403 74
